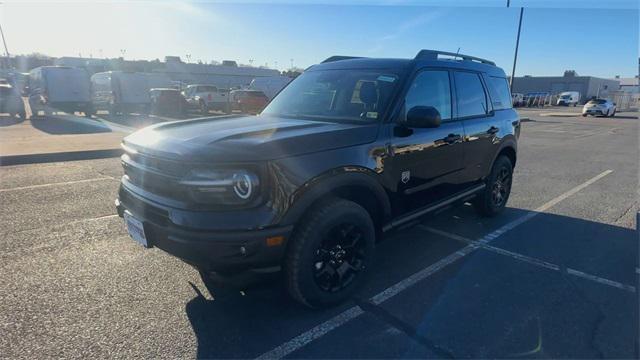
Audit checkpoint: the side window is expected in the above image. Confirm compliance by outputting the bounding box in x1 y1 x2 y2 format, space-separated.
486 76 513 110
454 71 488 118
404 70 452 121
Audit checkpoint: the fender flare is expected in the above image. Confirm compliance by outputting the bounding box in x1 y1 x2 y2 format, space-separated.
491 137 518 170
280 168 392 226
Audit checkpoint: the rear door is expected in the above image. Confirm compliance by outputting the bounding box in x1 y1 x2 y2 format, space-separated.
455 71 506 181
388 68 466 213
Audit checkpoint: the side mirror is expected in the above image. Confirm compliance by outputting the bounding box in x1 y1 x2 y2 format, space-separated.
405 106 441 128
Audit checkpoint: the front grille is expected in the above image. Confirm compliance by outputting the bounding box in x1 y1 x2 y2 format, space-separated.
128 152 188 177
122 152 190 201
119 187 169 226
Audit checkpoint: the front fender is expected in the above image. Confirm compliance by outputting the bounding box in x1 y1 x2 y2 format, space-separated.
278 167 391 226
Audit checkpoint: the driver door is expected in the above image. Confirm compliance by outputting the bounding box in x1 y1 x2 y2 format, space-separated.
387 69 466 213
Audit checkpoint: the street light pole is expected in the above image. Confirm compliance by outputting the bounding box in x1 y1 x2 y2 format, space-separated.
0 22 9 58
510 7 524 90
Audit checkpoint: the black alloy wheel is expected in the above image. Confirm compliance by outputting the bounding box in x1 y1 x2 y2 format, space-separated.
312 223 367 293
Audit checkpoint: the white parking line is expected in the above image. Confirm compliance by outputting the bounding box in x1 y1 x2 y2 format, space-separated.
0 177 115 193
255 170 613 359
420 225 635 293
566 268 636 292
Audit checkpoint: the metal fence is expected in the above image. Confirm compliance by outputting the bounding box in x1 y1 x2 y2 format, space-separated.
610 92 639 111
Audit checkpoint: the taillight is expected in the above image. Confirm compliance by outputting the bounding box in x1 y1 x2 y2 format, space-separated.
208 94 212 101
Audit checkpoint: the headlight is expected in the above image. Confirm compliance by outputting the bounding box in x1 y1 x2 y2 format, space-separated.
180 168 260 205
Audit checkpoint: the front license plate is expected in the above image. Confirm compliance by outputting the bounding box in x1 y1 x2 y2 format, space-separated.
124 212 148 248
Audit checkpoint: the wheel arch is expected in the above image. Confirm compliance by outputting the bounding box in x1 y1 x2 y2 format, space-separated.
493 139 517 169
281 168 392 233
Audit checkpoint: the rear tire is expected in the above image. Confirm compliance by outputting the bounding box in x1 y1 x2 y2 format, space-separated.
610 109 616 117
473 156 513 217
284 198 375 308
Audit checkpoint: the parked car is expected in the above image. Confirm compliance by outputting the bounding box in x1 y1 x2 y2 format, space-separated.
149 88 187 118
512 92 524 107
230 89 269 114
182 84 231 115
249 76 292 100
582 98 616 117
28 66 92 118
0 82 26 119
116 49 520 308
91 71 172 116
557 91 580 106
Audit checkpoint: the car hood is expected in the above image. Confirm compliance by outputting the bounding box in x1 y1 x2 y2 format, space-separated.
122 115 379 162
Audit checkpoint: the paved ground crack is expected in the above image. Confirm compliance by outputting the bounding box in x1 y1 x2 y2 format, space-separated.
354 297 455 359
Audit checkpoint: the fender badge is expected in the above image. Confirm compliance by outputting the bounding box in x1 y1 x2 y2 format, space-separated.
401 171 410 184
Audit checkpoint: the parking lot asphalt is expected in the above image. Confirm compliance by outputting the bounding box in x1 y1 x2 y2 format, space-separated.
0 109 638 358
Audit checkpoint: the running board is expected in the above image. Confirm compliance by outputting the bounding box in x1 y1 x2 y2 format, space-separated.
382 184 486 232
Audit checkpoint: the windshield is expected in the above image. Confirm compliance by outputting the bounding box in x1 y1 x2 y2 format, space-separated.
588 99 607 104
561 95 571 99
262 69 400 122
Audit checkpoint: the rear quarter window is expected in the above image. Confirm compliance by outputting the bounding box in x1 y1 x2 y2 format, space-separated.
486 76 513 110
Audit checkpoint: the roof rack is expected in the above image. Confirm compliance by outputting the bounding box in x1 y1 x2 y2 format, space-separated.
415 49 495 66
321 56 364 63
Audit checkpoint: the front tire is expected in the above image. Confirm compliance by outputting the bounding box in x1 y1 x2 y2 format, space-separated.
284 199 375 308
474 156 513 217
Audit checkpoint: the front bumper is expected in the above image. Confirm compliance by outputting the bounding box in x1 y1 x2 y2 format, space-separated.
116 186 292 274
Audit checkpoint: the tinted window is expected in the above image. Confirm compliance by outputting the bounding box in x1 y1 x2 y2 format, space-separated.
454 72 488 118
486 76 512 110
404 70 451 121
263 69 400 123
588 99 607 104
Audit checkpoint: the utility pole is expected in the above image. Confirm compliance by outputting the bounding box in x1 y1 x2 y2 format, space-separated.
0 22 9 58
510 7 524 90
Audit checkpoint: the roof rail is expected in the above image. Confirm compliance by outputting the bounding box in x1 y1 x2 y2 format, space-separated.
415 49 495 66
321 56 364 63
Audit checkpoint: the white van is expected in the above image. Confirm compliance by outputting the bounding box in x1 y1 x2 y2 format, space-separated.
28 66 92 117
91 71 172 115
249 76 292 100
557 91 580 106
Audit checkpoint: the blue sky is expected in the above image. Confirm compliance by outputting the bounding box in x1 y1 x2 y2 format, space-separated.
3 1 638 77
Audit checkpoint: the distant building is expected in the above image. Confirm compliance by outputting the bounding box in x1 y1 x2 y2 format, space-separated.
512 71 620 101
614 76 639 94
156 56 281 88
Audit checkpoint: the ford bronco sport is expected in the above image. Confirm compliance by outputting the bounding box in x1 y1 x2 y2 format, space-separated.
116 50 520 308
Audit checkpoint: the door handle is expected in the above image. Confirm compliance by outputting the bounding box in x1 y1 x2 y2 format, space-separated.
487 126 499 135
443 133 462 144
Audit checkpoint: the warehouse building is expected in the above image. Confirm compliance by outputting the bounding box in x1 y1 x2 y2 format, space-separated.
511 71 620 102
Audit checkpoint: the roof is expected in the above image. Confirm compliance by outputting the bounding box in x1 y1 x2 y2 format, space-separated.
310 50 506 77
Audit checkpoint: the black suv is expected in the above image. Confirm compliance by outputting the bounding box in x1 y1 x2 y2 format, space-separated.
116 50 520 308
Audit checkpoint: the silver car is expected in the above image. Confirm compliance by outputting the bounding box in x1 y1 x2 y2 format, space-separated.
582 98 616 117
